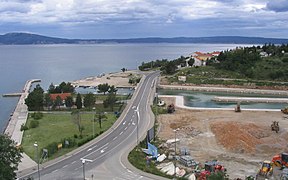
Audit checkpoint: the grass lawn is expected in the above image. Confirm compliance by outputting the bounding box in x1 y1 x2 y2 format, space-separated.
22 113 117 162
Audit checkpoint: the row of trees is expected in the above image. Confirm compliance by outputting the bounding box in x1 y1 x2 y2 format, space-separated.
138 56 194 75
26 83 119 111
48 82 75 94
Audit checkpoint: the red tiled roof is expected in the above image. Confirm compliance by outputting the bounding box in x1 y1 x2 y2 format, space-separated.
50 93 72 101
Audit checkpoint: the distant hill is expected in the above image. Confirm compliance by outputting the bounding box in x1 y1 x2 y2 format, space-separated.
1 32 288 45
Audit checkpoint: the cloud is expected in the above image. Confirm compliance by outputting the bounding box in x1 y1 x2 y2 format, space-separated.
0 0 287 38
266 0 288 12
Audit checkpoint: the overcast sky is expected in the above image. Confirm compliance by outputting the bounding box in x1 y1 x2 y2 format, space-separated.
0 0 288 39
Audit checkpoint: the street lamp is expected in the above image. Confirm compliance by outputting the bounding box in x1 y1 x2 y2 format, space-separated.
92 107 96 138
173 128 179 177
34 142 40 180
80 158 93 180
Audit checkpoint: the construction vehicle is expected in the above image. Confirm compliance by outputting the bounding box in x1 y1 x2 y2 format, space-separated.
272 152 288 169
256 160 273 178
271 121 279 133
197 160 226 180
281 107 288 114
167 104 175 113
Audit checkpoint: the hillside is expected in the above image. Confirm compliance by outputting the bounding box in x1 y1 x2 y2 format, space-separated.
1 32 288 45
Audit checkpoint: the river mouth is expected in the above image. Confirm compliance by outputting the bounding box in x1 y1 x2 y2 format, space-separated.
158 89 288 109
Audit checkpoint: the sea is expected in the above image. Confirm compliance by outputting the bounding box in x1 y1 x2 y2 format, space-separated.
0 43 249 132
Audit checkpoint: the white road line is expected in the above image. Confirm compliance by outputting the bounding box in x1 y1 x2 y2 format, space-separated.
124 127 127 130
130 118 133 122
52 169 58 173
113 136 118 140
120 131 123 135
123 121 126 125
71 161 76 164
128 122 131 126
62 164 68 169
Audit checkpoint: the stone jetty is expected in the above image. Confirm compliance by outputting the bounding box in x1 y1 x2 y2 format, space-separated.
3 79 41 145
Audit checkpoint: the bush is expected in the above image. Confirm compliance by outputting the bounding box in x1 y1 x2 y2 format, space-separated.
31 112 43 120
20 124 29 131
29 120 39 128
74 134 78 139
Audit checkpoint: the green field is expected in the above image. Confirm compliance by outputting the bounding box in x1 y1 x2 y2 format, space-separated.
22 113 117 162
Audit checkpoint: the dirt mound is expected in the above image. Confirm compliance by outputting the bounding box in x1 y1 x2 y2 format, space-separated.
210 121 271 154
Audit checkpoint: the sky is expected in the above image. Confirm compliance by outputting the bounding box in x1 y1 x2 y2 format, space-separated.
0 0 288 39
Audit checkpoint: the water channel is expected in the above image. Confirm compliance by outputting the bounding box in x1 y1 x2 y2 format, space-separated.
158 89 288 109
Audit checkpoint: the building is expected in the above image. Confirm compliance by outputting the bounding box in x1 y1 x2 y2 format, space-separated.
191 51 221 67
50 93 72 102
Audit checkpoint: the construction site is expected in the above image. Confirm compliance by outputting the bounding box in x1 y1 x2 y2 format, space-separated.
155 96 288 179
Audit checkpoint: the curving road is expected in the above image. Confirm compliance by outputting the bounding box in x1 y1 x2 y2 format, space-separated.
18 71 166 180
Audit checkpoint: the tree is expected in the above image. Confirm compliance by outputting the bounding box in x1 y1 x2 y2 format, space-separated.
0 135 22 180
65 96 74 109
48 83 55 94
54 95 62 109
188 58 195 66
98 113 107 129
83 93 95 109
43 93 53 110
75 93 82 109
108 85 118 94
121 68 126 72
71 110 84 136
25 84 44 111
97 83 110 95
103 93 117 111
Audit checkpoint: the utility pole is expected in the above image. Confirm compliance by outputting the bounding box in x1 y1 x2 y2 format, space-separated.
135 107 139 145
92 107 96 138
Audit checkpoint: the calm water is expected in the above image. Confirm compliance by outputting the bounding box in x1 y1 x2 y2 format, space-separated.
0 43 247 132
159 90 288 109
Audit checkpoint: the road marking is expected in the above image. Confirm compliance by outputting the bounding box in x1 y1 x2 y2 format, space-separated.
132 114 135 118
71 161 76 164
132 122 135 125
113 136 117 140
104 142 109 146
74 167 81 171
87 148 93 152
123 121 126 125
62 164 68 169
132 106 136 109
120 131 123 135
130 118 133 122
52 169 58 173
124 127 127 130
128 122 131 126
100 146 108 153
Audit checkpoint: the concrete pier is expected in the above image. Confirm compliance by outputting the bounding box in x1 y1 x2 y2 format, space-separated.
212 96 288 103
4 79 41 145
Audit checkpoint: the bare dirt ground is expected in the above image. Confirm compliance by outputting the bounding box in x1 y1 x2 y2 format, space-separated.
157 97 288 179
71 70 141 88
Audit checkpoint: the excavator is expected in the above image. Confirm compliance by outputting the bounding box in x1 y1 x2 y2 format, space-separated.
272 152 288 169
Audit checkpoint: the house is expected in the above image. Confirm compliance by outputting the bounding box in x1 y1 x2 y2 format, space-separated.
191 51 221 67
50 93 72 102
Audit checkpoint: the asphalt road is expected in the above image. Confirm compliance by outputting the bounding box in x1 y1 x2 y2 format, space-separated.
18 71 163 180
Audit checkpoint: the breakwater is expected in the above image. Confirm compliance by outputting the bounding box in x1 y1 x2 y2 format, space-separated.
212 96 288 103
3 79 41 145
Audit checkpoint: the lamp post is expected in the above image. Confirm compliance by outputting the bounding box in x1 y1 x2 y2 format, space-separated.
34 142 40 180
80 158 93 180
92 107 96 138
173 128 179 178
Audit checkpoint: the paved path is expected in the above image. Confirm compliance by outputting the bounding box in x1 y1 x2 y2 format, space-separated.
3 79 41 171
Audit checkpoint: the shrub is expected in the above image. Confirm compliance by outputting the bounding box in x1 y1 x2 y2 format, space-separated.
20 124 29 131
31 112 43 120
29 120 39 128
74 134 78 139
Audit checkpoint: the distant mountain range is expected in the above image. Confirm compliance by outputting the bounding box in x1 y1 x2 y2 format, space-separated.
1 32 288 45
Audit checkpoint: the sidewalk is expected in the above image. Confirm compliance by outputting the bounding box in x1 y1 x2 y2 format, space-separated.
3 79 41 172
